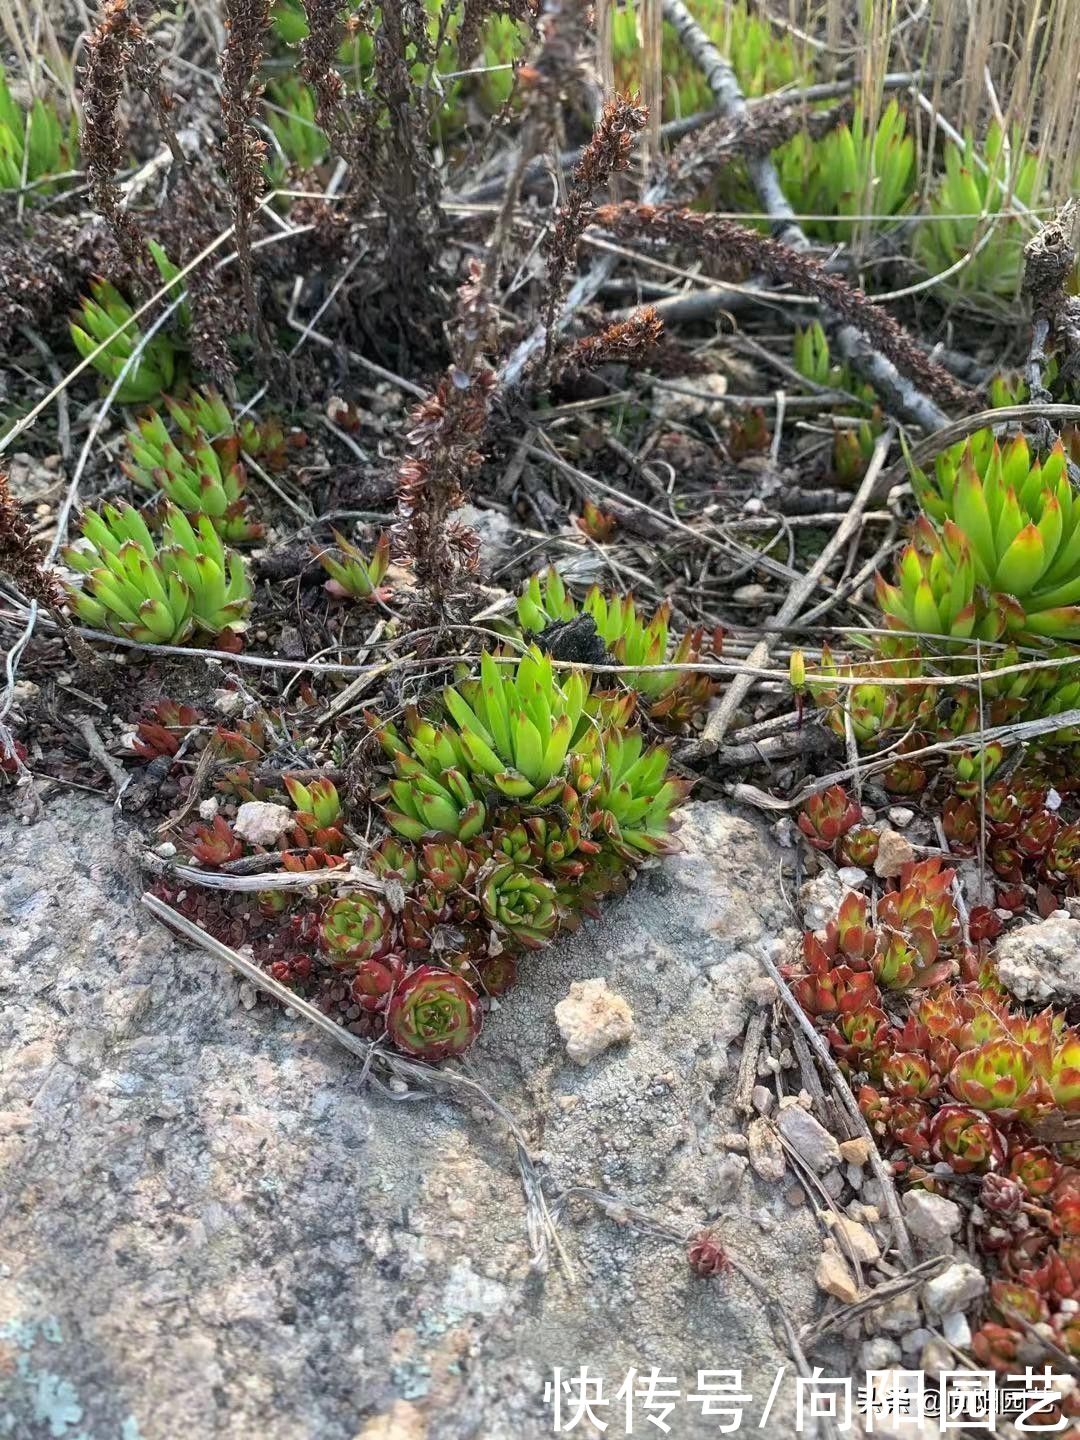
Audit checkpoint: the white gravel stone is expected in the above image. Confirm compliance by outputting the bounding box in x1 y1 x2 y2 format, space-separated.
994 916 1080 1004
553 978 634 1065
877 1292 921 1335
233 800 294 846
860 1337 901 1371
942 1311 972 1348
902 1190 962 1244
923 1260 986 1315
747 1118 787 1183
901 1326 932 1356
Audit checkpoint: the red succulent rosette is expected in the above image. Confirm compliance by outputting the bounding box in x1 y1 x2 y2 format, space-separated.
386 965 482 1061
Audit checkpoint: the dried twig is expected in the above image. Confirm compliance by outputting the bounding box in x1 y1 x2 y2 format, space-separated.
756 946 915 1269
682 427 894 759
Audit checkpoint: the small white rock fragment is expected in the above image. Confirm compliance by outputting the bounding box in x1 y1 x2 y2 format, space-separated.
708 1152 749 1203
994 916 1080 1004
800 870 849 933
874 828 916 879
750 976 778 1008
554 978 634 1065
821 1168 845 1199
212 687 244 716
902 1190 962 1244
920 1338 954 1379
942 1311 972 1348
733 582 767 605
860 1337 901 1371
836 865 867 888
901 1326 932 1356
816 1243 860 1303
877 1292 921 1335
198 797 219 821
234 800 295 847
747 1117 786 1183
923 1260 986 1315
777 1104 841 1173
887 807 915 828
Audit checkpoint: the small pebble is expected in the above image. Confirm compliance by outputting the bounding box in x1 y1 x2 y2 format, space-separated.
942 1311 972 1348
901 1326 932 1356
839 1137 872 1166
751 1084 773 1115
861 1337 901 1371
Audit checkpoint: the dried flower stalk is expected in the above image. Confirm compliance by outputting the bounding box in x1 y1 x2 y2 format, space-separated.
595 203 973 413
81 0 146 272
555 306 664 377
394 263 496 602
220 0 271 325
542 93 649 361
671 99 853 199
0 473 65 610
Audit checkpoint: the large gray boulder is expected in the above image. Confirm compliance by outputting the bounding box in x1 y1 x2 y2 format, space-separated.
0 794 821 1439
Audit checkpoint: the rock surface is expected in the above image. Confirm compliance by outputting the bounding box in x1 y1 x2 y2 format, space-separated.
0 795 820 1439
994 915 1080 1004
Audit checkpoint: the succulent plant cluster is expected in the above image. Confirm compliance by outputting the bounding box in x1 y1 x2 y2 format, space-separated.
793 865 1080 1385
164 647 688 1063
943 773 1080 898
166 387 306 471
792 321 884 483
805 428 1080 843
614 0 805 116
63 502 252 645
266 77 330 176
124 408 264 543
877 435 1080 645
914 122 1042 304
776 101 915 243
0 64 77 193
316 531 390 600
516 569 722 728
70 279 180 405
269 0 525 134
